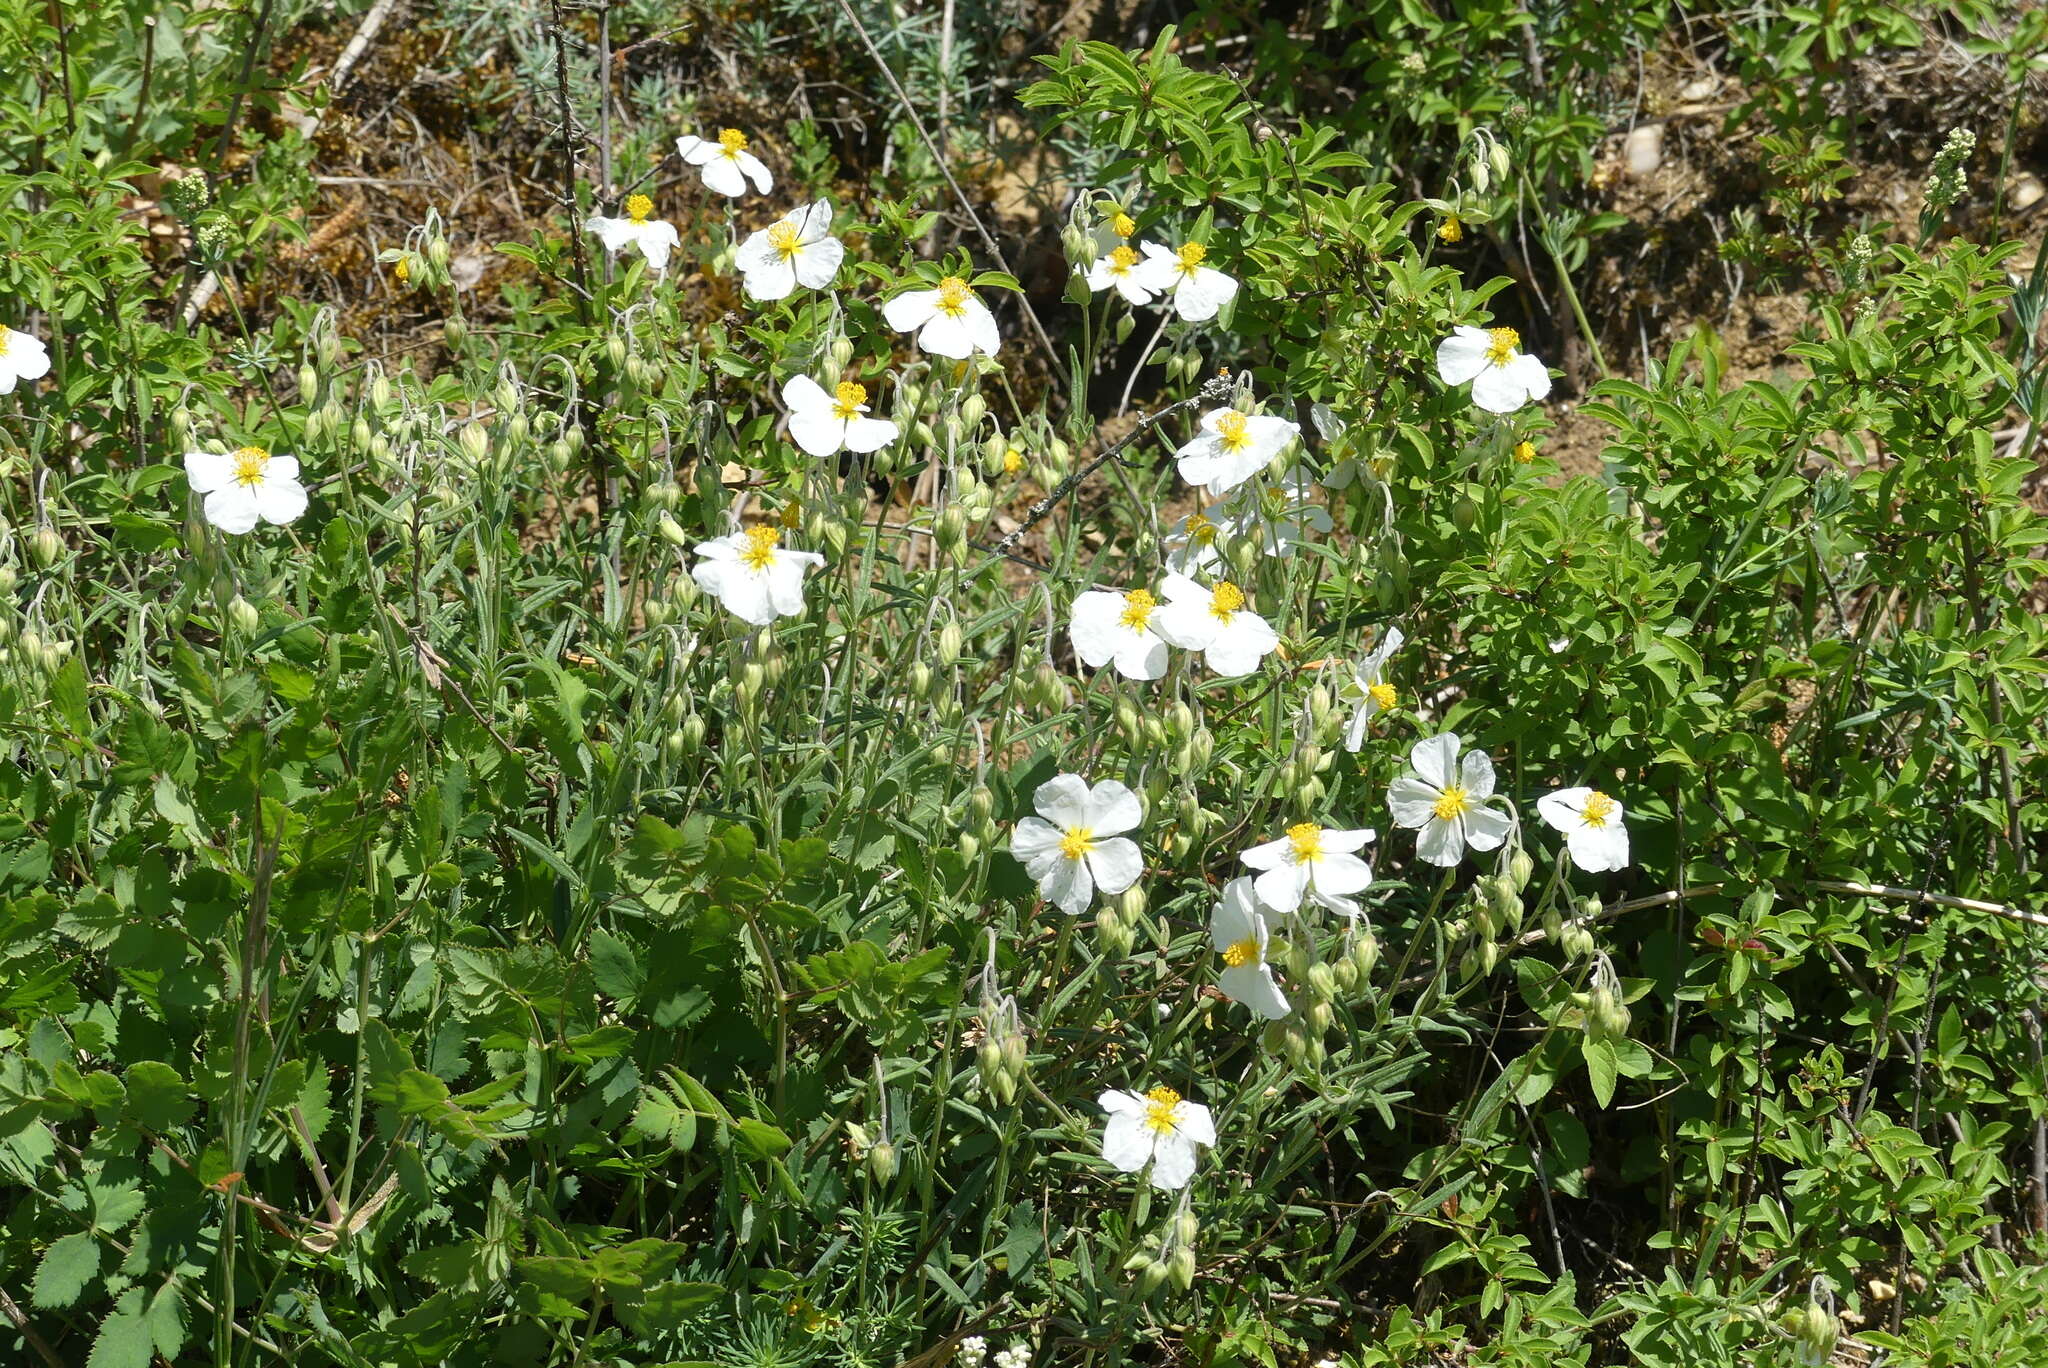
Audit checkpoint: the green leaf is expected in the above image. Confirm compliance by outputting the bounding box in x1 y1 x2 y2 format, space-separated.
32 1231 99 1308
122 1061 196 1131
1582 1037 1620 1109
86 1289 154 1368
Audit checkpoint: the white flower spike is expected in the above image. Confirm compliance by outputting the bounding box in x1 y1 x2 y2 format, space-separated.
1208 878 1291 1019
1339 626 1404 752
1240 821 1374 916
1175 405 1299 497
1098 1086 1215 1191
1008 774 1144 916
0 325 52 394
1537 786 1631 873
1085 243 1159 306
1387 733 1513 867
586 194 681 272
675 128 773 197
782 374 899 458
1436 324 1551 414
882 276 1001 359
183 446 309 535
690 524 825 625
1134 241 1239 321
1069 584 1170 681
735 201 844 301
1154 571 1278 678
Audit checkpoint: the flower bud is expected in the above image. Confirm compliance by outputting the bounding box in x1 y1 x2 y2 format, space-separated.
458 423 490 465
960 394 987 429
227 595 261 635
679 714 707 751
442 316 466 348
656 511 690 547
829 337 856 375
1167 1247 1196 1291
1307 962 1338 1002
30 525 62 567
936 619 963 667
907 661 933 699
427 234 451 272
1308 1001 1335 1034
1350 932 1380 977
1096 906 1135 957
1509 849 1535 891
867 1140 897 1184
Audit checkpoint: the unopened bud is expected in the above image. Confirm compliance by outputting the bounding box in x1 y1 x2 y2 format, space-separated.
227 595 261 635
867 1140 897 1184
29 525 62 567
1509 850 1535 891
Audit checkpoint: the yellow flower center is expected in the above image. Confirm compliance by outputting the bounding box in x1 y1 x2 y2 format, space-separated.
1175 242 1207 274
832 381 866 419
768 222 802 258
1142 1086 1182 1134
740 524 780 570
1438 216 1463 243
393 257 410 283
1581 791 1617 829
1111 212 1136 239
1119 588 1157 632
1002 445 1024 475
718 128 748 157
1222 937 1259 968
625 194 653 224
1185 511 1216 545
1513 440 1536 463
1107 244 1139 273
0 331 10 356
1431 785 1470 821
935 276 971 317
1286 821 1323 862
1215 410 1250 453
1484 327 1520 366
1368 681 1397 710
231 446 270 487
1208 581 1245 622
1058 827 1095 860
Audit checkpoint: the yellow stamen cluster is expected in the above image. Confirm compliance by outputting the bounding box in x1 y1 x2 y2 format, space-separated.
718 128 749 156
740 524 780 570
832 381 867 418
1222 938 1259 968
1513 440 1537 463
1058 826 1095 860
1208 581 1246 621
1175 242 1207 273
231 446 270 487
768 222 802 258
0 331 10 356
1368 681 1398 711
1119 588 1157 631
1002 445 1024 475
1581 791 1617 828
393 257 411 283
935 276 971 316
1111 212 1136 239
1185 511 1217 545
1214 410 1250 453
1107 244 1139 272
625 194 654 224
1484 327 1520 366
1438 216 1464 244
1432 785 1470 821
1142 1086 1182 1133
1286 821 1323 862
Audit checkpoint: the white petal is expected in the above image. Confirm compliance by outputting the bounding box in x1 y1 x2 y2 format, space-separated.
1011 818 1065 866
1069 594 1126 669
1147 1133 1199 1190
794 200 834 240
1386 776 1441 830
1408 733 1460 790
1172 1102 1215 1147
1219 965 1292 1020
1098 1089 1144 1116
1209 878 1260 949
202 486 262 535
1321 827 1374 854
792 238 844 289
1435 327 1491 385
1086 838 1143 897
1201 615 1277 677
1459 748 1497 800
1463 804 1512 854
183 450 234 493
842 417 898 453
255 477 308 526
1468 361 1534 414
1414 816 1465 867
781 374 830 414
636 223 678 272
964 302 1002 357
788 408 844 457
1115 274 1158 306
1536 788 1589 833
1100 1113 1153 1172
882 289 939 333
1032 774 1094 829
1343 707 1370 753
1309 850 1372 897
1172 267 1238 322
1238 836 1291 872
1568 823 1631 873
737 151 773 194
734 228 783 275
1111 633 1168 680
918 313 975 359
1252 865 1308 914
1040 849 1094 915
676 134 715 164
700 158 746 197
1085 781 1144 836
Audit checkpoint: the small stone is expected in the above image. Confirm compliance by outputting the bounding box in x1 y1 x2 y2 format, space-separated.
2012 174 2045 212
1679 76 1718 102
1624 123 1665 177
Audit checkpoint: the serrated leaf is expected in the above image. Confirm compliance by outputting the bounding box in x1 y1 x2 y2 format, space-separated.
32 1231 99 1308
122 1061 196 1132
86 1289 153 1368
